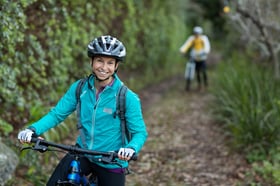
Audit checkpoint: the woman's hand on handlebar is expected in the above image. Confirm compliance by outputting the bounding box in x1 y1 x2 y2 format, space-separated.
18 129 43 144
18 129 34 143
117 148 135 161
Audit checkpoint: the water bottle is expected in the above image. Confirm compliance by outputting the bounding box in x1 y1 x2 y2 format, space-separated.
67 157 81 184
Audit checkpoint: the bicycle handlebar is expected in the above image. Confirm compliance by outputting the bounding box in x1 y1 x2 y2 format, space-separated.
28 137 137 161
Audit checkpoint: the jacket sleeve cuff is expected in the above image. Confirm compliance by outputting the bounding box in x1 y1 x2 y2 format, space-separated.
27 126 38 136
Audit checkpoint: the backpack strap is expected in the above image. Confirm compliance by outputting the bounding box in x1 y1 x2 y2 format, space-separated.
116 85 129 146
76 77 87 148
117 85 134 175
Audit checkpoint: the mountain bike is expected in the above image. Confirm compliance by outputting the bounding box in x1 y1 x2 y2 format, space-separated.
20 137 137 186
184 57 195 91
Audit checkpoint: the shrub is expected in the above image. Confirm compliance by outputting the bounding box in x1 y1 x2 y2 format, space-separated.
211 53 280 151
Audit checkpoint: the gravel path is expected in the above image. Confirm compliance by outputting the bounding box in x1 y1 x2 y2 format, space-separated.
126 76 250 186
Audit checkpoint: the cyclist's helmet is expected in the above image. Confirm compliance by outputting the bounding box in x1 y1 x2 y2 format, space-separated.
193 26 203 35
87 35 126 62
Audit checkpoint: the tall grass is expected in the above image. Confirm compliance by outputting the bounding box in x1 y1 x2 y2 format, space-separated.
211 53 280 152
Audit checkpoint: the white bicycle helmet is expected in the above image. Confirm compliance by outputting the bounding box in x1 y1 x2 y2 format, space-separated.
87 35 126 62
193 26 203 35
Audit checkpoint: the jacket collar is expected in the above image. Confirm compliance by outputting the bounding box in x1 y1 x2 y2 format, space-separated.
88 73 123 92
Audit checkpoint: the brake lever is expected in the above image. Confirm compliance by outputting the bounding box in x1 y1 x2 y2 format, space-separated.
20 146 33 152
20 139 48 153
96 153 120 167
33 144 48 153
20 143 48 153
99 153 115 164
33 139 48 153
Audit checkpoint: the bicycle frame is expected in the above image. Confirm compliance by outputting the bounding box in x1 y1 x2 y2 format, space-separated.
21 138 137 186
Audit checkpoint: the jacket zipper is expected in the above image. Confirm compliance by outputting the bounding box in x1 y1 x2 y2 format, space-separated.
89 90 99 149
89 87 109 149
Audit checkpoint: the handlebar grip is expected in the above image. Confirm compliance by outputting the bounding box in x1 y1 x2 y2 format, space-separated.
130 154 138 161
30 137 39 143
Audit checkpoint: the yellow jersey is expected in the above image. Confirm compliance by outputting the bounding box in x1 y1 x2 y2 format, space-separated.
180 35 210 61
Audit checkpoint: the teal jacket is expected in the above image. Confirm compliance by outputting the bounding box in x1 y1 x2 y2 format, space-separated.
29 74 148 169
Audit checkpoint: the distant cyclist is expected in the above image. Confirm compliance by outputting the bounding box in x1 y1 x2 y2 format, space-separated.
180 26 211 91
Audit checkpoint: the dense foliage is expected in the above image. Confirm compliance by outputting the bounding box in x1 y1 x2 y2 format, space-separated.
190 0 226 37
212 54 280 149
211 52 280 184
0 0 189 136
3 0 279 184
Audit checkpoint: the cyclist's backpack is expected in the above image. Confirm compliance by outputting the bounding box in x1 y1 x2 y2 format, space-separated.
75 78 131 148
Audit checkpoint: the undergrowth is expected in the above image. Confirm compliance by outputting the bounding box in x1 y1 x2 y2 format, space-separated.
211 53 280 185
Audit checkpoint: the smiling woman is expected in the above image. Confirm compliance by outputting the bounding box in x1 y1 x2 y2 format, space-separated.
17 35 148 186
91 56 119 87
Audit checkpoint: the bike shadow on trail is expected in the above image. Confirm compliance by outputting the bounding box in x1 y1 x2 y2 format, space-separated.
127 76 250 186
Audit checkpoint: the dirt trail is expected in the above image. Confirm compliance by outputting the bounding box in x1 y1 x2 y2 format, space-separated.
126 76 250 186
